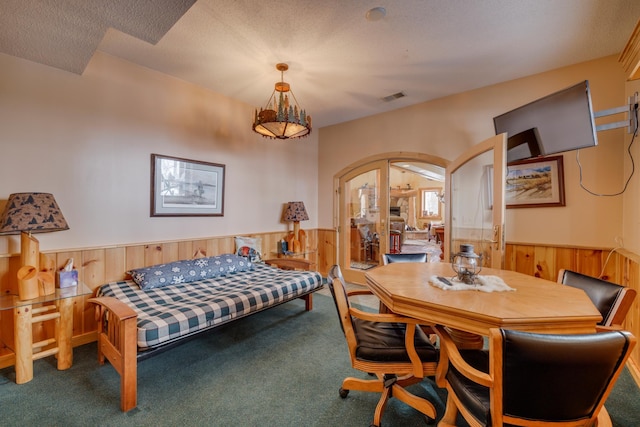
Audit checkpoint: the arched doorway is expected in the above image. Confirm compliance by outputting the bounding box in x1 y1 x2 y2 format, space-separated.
335 152 449 284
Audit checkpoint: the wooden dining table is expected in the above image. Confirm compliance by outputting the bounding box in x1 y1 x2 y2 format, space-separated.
366 262 615 426
365 262 602 338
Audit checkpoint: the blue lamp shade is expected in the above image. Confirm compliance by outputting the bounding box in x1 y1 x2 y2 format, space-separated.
283 201 309 222
0 192 69 235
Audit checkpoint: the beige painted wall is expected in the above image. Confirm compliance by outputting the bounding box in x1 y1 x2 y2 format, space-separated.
623 78 640 255
319 55 628 249
0 51 319 255
1 50 631 256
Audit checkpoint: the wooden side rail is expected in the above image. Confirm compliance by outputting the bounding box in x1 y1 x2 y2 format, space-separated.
609 288 637 329
89 291 319 412
89 296 138 412
89 262 320 413
263 259 316 310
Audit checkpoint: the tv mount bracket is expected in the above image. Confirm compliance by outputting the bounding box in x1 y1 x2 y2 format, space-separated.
594 92 638 133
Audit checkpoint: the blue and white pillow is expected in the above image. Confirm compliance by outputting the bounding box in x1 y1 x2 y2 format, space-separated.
128 254 254 290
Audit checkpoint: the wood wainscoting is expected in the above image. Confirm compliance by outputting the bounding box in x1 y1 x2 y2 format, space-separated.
1 230 637 387
505 243 640 385
0 230 317 369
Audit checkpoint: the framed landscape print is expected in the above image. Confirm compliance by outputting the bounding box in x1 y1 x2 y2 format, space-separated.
506 155 565 208
151 154 225 216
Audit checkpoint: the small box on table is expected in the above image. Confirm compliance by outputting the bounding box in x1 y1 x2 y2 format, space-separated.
56 270 78 288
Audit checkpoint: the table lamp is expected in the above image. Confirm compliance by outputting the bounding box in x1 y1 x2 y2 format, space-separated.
283 201 309 253
0 193 69 300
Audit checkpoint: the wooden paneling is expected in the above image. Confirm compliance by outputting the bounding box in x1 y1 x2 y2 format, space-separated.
505 242 640 384
0 230 318 364
624 258 640 380
1 234 638 386
317 228 337 274
555 247 576 275
105 247 126 283
0 257 13 355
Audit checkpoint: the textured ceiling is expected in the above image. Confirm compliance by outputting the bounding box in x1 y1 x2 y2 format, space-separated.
1 1 639 128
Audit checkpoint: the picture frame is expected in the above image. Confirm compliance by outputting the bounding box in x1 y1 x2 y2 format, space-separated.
506 155 565 208
151 154 225 217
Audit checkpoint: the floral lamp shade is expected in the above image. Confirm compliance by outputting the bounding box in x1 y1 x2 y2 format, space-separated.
283 201 309 222
0 192 69 235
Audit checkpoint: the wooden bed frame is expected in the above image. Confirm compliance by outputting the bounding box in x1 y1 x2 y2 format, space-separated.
89 258 319 412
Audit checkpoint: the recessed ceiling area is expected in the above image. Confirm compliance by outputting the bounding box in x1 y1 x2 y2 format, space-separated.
1 1 639 129
392 162 445 182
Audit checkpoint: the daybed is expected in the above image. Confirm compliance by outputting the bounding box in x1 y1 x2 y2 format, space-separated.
89 254 323 412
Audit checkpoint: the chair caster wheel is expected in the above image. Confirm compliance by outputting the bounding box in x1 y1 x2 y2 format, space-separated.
339 387 349 398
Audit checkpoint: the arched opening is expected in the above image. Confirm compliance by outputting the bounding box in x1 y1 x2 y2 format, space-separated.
334 152 449 284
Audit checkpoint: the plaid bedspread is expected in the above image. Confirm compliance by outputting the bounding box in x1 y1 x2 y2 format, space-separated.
96 263 323 350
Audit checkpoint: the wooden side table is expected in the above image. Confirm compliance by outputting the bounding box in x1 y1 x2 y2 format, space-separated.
264 257 315 271
0 283 92 384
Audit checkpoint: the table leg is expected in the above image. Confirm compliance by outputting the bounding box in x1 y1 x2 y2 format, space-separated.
14 304 33 384
56 298 73 370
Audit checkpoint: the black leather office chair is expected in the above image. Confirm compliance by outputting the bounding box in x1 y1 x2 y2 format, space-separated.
435 325 636 427
382 252 428 265
381 252 435 340
327 265 439 427
558 269 637 330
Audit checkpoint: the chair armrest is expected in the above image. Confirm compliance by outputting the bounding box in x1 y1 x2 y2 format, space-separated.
347 289 375 297
434 325 493 388
607 288 636 328
349 306 427 377
89 296 137 321
88 296 138 412
596 324 624 332
349 306 424 325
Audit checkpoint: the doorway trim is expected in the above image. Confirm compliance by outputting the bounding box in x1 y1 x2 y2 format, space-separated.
334 151 449 284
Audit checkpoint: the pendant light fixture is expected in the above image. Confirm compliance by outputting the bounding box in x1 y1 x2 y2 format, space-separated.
252 63 312 140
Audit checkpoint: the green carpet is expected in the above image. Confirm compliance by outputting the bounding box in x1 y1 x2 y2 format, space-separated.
0 294 638 426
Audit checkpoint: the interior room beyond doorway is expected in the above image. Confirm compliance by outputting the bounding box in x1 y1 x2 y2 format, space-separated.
348 160 446 272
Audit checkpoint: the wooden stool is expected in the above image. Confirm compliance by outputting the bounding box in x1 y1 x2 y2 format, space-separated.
389 231 401 254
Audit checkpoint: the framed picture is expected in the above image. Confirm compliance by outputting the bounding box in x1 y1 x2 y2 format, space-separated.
506 155 565 208
151 154 225 217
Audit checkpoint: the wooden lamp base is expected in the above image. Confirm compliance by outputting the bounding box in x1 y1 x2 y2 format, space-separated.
16 232 55 300
18 232 39 300
285 221 307 254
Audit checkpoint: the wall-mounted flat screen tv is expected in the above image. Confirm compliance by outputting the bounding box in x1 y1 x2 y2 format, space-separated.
493 80 598 164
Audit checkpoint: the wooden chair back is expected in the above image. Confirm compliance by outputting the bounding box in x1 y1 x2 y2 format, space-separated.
326 265 357 357
436 325 636 427
326 264 435 377
558 269 637 329
382 252 428 265
327 265 439 427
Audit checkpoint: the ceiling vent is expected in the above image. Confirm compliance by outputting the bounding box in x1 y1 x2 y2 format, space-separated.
381 92 406 102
